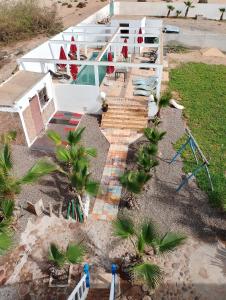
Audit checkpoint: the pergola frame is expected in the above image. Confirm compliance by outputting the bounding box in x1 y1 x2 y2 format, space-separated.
18 22 163 97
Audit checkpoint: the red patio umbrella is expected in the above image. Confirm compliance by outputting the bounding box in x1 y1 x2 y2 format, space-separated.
137 27 143 44
106 52 114 74
70 63 78 81
70 36 77 57
121 38 128 59
59 46 67 69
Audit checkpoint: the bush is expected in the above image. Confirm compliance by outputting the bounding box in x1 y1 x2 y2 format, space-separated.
0 0 63 44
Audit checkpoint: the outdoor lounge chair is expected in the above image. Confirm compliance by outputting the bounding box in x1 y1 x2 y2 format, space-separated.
132 76 158 86
133 90 152 97
134 84 153 91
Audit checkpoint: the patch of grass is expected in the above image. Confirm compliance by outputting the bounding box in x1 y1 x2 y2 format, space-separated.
170 63 226 210
0 0 63 44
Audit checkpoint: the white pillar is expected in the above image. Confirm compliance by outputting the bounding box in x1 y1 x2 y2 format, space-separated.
94 65 99 87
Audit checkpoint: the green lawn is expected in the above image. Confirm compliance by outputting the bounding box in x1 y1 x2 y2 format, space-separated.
169 63 226 210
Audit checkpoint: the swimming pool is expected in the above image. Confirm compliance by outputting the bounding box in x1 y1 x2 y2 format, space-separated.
73 52 108 86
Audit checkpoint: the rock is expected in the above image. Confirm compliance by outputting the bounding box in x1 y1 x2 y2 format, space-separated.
172 263 180 270
0 51 8 60
142 284 149 292
143 296 152 300
198 267 208 279
77 2 86 8
18 284 29 297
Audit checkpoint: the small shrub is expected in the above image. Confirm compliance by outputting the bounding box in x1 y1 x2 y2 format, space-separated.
0 0 63 44
68 4 73 8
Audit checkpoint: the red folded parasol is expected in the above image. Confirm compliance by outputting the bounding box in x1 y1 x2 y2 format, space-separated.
106 52 115 74
59 46 67 69
70 36 77 57
121 38 128 59
70 63 78 81
137 27 143 44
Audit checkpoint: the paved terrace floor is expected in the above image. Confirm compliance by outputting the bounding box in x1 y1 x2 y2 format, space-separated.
91 53 156 220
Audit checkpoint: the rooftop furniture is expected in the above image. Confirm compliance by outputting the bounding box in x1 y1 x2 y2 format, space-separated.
115 68 128 82
133 90 152 97
134 84 153 91
132 76 158 86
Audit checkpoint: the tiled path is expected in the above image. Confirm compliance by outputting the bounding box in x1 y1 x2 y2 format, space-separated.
92 129 142 221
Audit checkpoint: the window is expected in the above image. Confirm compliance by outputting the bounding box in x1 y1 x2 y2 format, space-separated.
120 23 129 38
38 86 49 108
144 37 158 44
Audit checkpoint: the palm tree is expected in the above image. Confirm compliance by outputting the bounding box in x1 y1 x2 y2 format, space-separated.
136 147 159 173
48 128 99 218
219 8 226 21
0 132 57 200
176 10 182 17
167 5 175 17
184 1 195 17
144 128 166 145
49 242 85 268
157 90 172 117
112 216 186 289
120 170 151 194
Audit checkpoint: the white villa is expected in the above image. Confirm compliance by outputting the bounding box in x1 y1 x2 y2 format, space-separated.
0 1 163 147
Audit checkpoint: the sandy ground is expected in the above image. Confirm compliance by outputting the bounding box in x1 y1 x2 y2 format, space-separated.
168 49 226 68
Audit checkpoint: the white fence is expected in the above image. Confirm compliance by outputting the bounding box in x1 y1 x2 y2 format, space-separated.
115 1 226 20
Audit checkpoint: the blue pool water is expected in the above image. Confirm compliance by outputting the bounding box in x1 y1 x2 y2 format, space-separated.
73 52 108 86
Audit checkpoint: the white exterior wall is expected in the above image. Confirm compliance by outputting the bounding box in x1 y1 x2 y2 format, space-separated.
115 2 226 20
14 73 55 113
54 84 101 114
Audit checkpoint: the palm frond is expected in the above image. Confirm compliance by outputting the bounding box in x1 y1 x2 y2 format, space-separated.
56 147 71 163
19 160 57 185
0 144 13 174
144 144 158 156
67 127 85 146
0 219 12 234
0 131 17 145
48 243 66 267
112 217 135 239
0 232 12 255
85 147 97 157
141 222 158 245
66 244 85 264
132 263 162 289
154 232 186 254
47 130 62 146
85 180 99 196
137 234 145 253
0 199 15 219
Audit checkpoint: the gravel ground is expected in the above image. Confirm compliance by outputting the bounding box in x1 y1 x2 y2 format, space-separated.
10 114 109 241
123 107 226 240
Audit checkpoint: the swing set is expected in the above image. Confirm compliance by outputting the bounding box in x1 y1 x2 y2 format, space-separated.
169 128 214 192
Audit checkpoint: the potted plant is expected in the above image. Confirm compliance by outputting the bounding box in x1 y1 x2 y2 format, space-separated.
112 216 186 289
102 100 109 113
48 242 85 287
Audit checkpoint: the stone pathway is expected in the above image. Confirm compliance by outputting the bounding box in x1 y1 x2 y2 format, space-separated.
91 129 142 221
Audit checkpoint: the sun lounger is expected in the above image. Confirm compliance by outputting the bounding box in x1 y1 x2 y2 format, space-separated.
134 85 153 91
132 76 158 86
133 90 152 97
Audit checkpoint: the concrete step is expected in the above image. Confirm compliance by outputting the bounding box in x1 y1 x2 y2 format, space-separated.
86 288 109 300
106 109 147 117
102 118 147 126
108 104 147 110
102 122 146 131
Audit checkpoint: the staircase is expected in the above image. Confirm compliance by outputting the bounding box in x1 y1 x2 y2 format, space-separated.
101 97 148 131
67 264 119 300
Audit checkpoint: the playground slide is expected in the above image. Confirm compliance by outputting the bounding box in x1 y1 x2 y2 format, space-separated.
170 99 184 110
